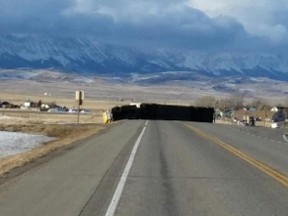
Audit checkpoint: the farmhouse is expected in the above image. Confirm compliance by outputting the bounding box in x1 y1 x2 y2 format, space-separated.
0 101 20 109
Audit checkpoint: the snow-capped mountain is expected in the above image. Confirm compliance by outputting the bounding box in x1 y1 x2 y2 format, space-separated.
1 34 288 81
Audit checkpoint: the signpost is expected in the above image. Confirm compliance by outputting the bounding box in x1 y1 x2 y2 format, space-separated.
75 90 84 124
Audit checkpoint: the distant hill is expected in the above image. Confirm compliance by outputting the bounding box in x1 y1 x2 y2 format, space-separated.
1 34 288 81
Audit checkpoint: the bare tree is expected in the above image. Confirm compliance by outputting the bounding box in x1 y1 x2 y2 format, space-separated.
250 98 270 110
216 95 244 111
215 99 227 111
285 97 288 107
228 95 244 110
195 96 216 108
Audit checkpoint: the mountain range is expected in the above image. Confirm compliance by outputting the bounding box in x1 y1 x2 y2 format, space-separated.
0 34 288 81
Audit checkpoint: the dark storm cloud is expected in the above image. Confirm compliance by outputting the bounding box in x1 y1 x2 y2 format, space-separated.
0 0 72 33
0 0 285 52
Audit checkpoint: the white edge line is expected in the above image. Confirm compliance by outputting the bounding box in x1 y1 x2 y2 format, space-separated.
283 134 288 143
105 121 148 216
145 120 149 126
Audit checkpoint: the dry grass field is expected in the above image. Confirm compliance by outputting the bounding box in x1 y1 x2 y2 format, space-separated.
1 75 192 176
0 96 111 176
0 78 166 175
0 123 106 176
0 83 125 176
0 74 287 176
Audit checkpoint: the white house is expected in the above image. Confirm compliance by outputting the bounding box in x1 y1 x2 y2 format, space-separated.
271 106 278 112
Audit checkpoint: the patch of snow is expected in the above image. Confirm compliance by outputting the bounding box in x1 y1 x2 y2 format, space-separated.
47 108 67 113
225 83 237 88
73 78 94 84
68 109 89 114
240 88 256 92
80 109 90 113
68 109 78 113
131 75 160 82
249 77 265 82
0 131 55 158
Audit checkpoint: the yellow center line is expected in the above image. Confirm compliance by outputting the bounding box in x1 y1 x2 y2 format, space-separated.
184 123 288 188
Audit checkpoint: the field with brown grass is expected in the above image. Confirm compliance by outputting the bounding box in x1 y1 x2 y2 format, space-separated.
0 123 107 176
1 72 287 176
0 89 123 176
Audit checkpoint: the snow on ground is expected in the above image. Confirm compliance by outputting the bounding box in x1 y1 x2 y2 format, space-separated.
0 131 55 158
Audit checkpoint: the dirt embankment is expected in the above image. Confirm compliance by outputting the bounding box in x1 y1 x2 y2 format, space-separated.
0 123 105 176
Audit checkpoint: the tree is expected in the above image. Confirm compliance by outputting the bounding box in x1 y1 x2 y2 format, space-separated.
250 98 270 110
228 95 244 110
216 95 244 111
285 97 288 107
195 96 216 108
216 99 228 111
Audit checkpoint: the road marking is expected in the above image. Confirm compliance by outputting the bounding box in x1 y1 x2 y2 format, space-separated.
283 134 288 143
184 124 288 188
105 121 148 216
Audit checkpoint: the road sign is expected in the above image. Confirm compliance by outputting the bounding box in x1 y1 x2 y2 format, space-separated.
75 90 84 105
75 90 84 124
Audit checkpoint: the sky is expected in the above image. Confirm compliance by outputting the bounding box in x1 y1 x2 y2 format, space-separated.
0 0 287 53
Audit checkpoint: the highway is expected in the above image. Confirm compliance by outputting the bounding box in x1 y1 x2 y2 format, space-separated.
0 120 288 215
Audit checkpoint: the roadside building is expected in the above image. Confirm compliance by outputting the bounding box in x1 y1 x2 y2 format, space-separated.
271 106 279 112
0 101 20 109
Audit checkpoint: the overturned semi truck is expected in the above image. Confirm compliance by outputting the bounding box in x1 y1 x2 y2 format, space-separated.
111 104 214 123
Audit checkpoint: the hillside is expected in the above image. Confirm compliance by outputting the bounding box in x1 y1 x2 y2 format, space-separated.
1 34 288 81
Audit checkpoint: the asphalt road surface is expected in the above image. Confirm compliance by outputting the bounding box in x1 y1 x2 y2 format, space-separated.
0 120 288 216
